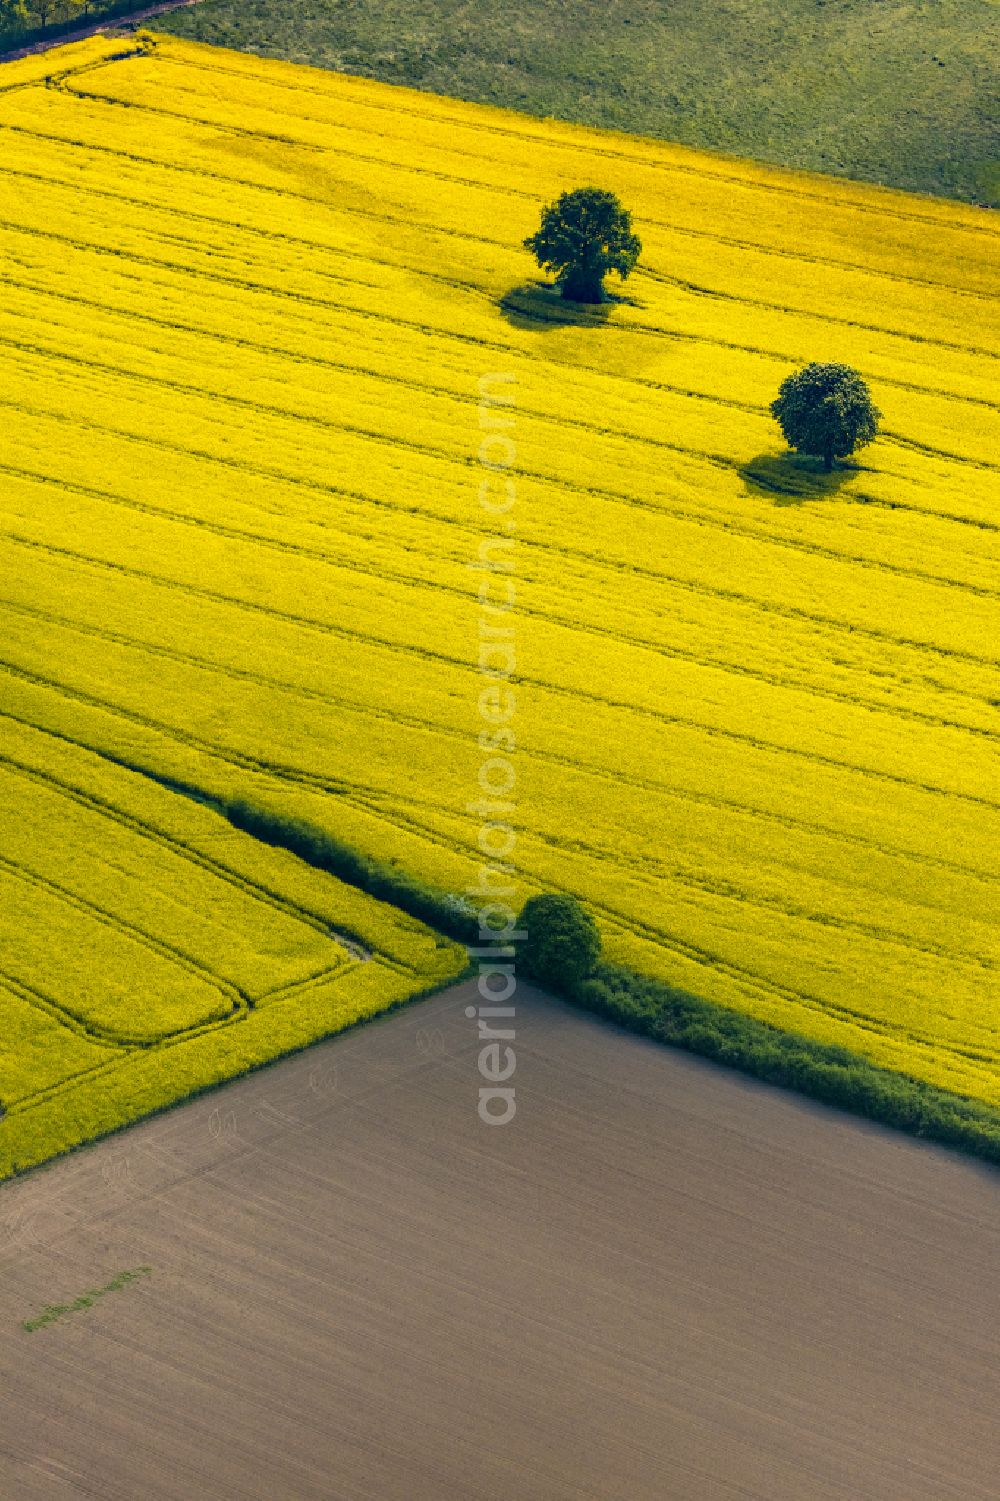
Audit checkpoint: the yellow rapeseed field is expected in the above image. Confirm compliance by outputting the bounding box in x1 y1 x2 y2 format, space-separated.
0 710 466 1177
0 35 998 1154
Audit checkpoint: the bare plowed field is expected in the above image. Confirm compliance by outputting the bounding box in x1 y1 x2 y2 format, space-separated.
1 984 996 1501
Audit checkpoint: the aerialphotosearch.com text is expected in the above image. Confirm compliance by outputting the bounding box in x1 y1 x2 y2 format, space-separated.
467 371 520 1126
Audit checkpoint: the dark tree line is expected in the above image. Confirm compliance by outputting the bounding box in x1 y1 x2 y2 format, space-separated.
1 0 140 36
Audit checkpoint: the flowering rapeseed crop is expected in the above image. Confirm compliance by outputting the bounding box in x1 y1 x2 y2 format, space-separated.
0 702 465 1176
0 37 997 1164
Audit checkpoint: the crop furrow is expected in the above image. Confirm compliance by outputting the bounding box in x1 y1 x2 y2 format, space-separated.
6 689 991 897
4 162 996 419
2 398 996 677
0 955 233 1049
3 508 997 743
3 560 998 815
17 83 999 359
7 270 997 528
0 852 247 1014
0 968 124 1052
11 591 990 832
0 730 384 960
3 326 995 601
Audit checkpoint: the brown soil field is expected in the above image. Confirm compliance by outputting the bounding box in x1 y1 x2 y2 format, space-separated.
0 981 997 1500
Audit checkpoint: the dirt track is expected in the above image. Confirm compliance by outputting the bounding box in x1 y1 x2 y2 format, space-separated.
0 981 997 1499
0 0 198 63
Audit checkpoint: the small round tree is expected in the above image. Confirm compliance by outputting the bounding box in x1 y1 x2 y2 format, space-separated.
523 187 642 304
518 893 602 992
770 362 880 471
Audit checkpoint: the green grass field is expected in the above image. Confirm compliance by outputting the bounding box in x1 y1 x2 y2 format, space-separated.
159 0 1000 204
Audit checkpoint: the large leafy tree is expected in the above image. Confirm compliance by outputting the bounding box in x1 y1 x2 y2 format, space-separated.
524 186 641 304
0 0 29 27
770 362 881 470
17 0 69 26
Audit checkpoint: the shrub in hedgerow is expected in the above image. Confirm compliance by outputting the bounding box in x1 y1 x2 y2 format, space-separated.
518 893 602 991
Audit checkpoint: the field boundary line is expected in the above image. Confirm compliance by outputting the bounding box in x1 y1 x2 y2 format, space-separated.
7 691 993 898
7 74 997 361
66 46 1000 243
0 736 395 968
10 595 999 897
341 791 1000 1070
79 46 1000 300
0 0 201 64
149 42 1000 238
2 945 420 1129
7 654 996 984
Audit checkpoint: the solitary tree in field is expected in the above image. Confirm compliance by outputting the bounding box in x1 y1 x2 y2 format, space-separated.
518 893 602 993
524 187 642 303
770 362 880 471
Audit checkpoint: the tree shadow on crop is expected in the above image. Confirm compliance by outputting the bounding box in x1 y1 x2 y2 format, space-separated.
498 280 639 332
739 450 868 505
